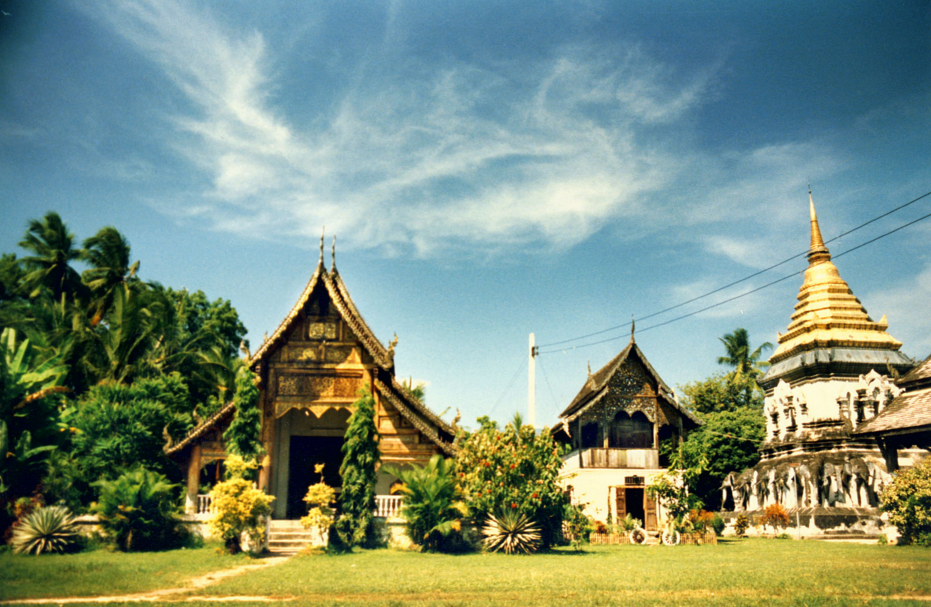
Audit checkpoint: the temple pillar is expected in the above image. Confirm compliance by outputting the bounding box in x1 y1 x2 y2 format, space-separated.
185 443 202 515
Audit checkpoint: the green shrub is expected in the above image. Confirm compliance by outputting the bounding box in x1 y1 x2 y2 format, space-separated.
92 467 183 551
387 455 469 553
67 375 193 484
482 509 541 555
880 457 931 546
711 513 726 536
619 513 642 533
337 384 380 548
222 365 263 464
11 505 79 555
734 513 750 537
561 503 593 549
775 532 792 540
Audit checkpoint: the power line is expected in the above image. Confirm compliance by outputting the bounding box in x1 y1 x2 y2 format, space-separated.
536 355 561 414
488 357 527 416
537 203 931 354
536 188 931 350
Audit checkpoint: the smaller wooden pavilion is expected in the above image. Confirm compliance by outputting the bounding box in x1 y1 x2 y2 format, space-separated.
168 239 456 519
552 330 700 528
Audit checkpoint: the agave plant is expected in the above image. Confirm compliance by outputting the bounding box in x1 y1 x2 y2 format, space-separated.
12 505 80 555
482 509 541 555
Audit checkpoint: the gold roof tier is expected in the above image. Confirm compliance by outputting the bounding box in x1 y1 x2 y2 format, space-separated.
769 193 903 364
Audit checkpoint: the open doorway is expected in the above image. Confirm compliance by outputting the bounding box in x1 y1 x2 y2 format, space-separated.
624 487 645 523
287 436 344 519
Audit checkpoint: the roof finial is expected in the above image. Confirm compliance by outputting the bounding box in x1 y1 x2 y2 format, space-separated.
631 315 636 342
807 186 831 264
331 235 337 270
587 360 592 377
319 226 325 267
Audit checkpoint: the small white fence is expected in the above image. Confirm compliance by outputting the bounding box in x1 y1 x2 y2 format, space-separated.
374 495 403 518
195 494 403 519
197 494 215 515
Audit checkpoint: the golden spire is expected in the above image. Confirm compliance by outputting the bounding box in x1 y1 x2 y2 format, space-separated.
769 195 901 363
319 226 325 266
807 187 831 264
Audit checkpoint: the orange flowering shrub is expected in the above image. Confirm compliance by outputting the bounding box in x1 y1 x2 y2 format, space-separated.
760 503 791 534
455 415 568 547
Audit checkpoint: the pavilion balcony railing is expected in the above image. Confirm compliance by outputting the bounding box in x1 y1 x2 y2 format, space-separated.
194 494 404 519
374 495 403 518
562 447 660 470
197 494 215 515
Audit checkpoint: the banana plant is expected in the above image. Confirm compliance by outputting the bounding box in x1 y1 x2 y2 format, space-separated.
0 328 69 498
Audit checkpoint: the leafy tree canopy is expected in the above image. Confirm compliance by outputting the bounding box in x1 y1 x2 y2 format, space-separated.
679 407 765 510
679 371 764 415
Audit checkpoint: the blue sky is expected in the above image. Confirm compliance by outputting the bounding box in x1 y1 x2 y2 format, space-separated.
1 1 930 428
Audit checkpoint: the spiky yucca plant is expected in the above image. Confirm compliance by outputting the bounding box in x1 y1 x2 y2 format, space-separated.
482 509 541 555
12 506 80 555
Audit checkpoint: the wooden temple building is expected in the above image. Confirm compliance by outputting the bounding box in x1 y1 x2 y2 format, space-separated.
168 240 455 519
552 331 701 529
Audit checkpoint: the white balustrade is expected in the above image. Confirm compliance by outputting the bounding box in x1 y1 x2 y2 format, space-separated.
197 494 214 515
374 495 402 518
197 492 401 518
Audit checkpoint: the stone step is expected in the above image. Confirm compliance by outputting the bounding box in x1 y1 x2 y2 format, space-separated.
268 533 316 542
269 539 315 546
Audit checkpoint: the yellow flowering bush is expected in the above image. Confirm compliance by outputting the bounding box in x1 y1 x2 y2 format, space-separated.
208 455 274 554
300 465 336 543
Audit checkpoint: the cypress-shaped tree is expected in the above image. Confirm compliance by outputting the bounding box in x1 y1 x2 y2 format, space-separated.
222 365 264 469
337 383 380 547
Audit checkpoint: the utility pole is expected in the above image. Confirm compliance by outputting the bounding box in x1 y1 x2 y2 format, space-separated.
528 333 537 427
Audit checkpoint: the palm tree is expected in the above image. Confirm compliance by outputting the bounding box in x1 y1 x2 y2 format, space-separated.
90 284 159 384
18 212 83 302
80 227 139 327
717 328 772 378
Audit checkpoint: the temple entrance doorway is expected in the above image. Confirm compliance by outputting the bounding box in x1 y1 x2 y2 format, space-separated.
287 436 344 519
623 487 645 524
616 484 656 530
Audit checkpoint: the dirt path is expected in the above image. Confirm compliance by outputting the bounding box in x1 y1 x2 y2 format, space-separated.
2 556 294 604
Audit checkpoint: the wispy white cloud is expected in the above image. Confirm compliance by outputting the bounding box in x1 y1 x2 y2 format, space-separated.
865 263 931 357
86 1 844 258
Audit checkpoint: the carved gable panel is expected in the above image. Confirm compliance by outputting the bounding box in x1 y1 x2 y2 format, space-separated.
277 373 362 399
307 318 339 340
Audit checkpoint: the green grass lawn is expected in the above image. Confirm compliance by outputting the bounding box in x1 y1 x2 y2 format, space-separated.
193 539 931 607
0 543 250 601
3 540 931 606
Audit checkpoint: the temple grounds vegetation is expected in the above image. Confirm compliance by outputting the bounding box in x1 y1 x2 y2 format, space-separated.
0 212 258 549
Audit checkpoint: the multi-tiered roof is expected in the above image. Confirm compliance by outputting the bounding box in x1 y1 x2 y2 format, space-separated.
761 193 913 388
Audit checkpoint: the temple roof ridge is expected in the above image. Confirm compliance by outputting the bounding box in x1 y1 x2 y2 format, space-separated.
250 245 393 369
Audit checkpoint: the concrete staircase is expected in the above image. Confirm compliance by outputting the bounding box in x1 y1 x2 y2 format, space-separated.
267 520 320 554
